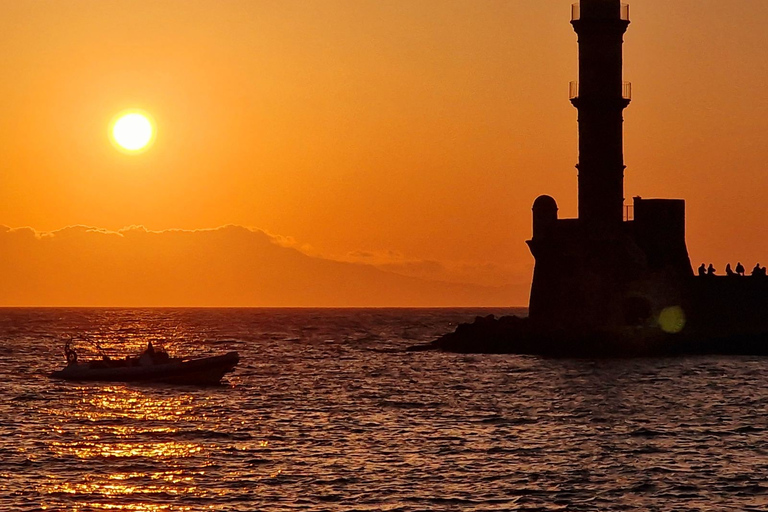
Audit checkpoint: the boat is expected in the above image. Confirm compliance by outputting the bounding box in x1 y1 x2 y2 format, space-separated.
50 341 239 385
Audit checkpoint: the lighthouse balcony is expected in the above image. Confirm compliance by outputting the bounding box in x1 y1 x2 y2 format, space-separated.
571 2 629 22
569 81 632 101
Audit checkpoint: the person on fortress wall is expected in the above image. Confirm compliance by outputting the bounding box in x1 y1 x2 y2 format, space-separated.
726 264 736 277
707 264 716 275
736 262 745 276
698 263 707 276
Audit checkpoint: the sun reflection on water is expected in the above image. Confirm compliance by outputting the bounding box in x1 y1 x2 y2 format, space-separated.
38 384 270 511
50 440 203 459
47 477 199 496
42 503 200 511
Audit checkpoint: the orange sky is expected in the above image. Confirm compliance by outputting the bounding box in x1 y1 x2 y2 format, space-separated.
2 1 768 306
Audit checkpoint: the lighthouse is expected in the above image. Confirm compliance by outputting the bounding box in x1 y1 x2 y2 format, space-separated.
434 0 768 356
570 0 631 233
527 0 692 331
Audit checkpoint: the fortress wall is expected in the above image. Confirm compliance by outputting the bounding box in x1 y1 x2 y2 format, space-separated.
688 277 768 338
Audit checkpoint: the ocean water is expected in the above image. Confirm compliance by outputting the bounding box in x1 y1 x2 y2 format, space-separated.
2 308 768 511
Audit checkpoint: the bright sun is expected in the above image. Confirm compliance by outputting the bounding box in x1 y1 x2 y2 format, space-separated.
111 111 154 152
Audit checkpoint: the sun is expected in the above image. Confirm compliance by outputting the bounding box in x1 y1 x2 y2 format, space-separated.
111 111 155 153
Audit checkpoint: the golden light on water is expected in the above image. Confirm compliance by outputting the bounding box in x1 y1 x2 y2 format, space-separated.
111 111 155 153
38 385 275 511
41 496 198 511
50 441 203 459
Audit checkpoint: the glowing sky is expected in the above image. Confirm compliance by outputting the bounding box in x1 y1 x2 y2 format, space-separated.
1 1 768 306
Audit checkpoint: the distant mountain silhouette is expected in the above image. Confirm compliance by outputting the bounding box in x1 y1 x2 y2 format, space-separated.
0 225 519 307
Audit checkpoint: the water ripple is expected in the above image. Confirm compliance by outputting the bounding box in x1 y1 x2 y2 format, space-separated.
1 308 768 510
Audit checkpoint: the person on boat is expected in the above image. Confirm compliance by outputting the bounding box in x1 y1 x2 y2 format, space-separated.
64 342 78 366
736 262 745 276
138 341 170 365
138 341 156 366
698 263 706 276
153 344 170 363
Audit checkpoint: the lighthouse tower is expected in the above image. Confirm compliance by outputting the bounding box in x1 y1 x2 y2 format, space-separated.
570 0 631 233
527 0 692 332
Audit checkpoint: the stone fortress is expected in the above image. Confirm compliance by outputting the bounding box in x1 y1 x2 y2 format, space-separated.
424 0 768 356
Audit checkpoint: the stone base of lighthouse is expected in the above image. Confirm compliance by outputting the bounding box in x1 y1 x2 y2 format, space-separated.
527 195 692 333
419 194 768 356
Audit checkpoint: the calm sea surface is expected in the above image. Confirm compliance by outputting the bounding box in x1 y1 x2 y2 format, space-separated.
2 308 768 511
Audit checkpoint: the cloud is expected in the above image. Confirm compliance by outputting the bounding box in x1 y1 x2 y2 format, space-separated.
341 248 523 287
377 259 445 276
0 224 523 307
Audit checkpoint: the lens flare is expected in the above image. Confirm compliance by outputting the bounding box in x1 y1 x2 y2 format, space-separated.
659 306 686 334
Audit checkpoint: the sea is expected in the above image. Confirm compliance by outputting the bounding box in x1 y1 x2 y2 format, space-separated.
2 308 768 511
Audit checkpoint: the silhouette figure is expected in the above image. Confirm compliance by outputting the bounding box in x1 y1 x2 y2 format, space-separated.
64 341 78 365
140 340 170 363
707 264 716 275
752 263 762 276
736 262 745 276
726 263 735 276
698 263 706 276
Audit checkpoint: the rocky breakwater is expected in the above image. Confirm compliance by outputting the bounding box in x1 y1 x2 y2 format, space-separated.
409 314 768 358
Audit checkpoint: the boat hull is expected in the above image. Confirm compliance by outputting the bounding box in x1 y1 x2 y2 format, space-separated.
50 352 240 385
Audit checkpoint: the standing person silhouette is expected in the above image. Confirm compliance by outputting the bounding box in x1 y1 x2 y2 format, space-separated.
752 263 762 276
736 262 745 276
707 264 716 275
698 263 707 276
726 263 735 276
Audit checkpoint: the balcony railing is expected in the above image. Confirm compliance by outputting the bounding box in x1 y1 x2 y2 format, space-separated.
571 2 630 22
568 81 632 101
